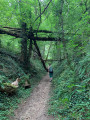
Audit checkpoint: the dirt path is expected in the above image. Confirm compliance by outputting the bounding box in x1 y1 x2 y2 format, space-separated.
13 74 54 120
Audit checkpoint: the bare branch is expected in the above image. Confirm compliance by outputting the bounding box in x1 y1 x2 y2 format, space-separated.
36 0 42 36
34 0 52 22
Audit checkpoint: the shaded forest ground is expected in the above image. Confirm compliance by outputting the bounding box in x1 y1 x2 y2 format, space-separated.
0 47 90 120
11 74 54 120
0 49 46 120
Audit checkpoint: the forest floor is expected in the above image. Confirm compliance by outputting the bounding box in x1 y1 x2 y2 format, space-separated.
11 74 54 120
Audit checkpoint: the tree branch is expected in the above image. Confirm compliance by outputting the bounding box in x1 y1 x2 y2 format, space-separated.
1 26 89 36
79 0 89 21
32 36 62 41
34 0 52 22
44 59 64 61
0 28 20 38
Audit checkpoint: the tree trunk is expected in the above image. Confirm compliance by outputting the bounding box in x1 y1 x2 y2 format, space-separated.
43 45 45 59
0 39 1 48
60 0 67 59
29 39 32 59
20 22 29 69
28 27 33 60
45 43 52 62
34 40 48 72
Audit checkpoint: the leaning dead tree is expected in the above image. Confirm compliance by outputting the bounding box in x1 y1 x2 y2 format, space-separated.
0 27 63 41
0 26 58 71
0 0 54 71
1 24 87 71
1 26 88 71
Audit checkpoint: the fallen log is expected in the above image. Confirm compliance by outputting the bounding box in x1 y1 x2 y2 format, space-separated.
34 40 48 72
0 28 63 41
0 28 20 38
0 83 18 93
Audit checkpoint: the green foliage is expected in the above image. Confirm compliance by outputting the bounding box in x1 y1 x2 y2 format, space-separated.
1 35 21 53
0 74 44 120
0 53 45 120
0 75 8 89
49 56 90 120
0 54 25 79
0 87 31 120
0 0 89 119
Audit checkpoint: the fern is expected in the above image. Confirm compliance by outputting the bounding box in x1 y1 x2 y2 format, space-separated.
49 55 90 119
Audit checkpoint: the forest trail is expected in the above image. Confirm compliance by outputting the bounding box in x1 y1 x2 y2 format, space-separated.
13 74 54 120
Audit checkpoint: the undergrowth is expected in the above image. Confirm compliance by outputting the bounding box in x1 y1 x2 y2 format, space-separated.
0 54 45 120
49 55 90 120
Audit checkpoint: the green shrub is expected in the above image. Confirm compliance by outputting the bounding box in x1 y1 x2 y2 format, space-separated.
0 56 45 120
49 57 90 120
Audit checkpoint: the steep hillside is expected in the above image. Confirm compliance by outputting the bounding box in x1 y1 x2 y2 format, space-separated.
0 49 45 120
49 55 90 120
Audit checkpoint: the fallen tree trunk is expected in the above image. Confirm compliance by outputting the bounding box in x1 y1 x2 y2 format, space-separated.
0 26 89 36
31 36 62 41
0 83 18 94
34 40 48 72
0 28 62 41
0 28 20 38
